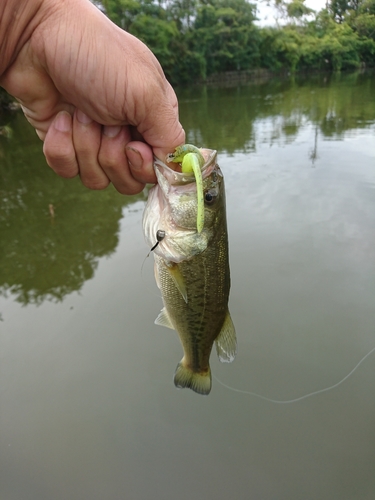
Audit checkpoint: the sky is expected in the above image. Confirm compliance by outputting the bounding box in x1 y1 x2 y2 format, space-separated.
255 0 328 26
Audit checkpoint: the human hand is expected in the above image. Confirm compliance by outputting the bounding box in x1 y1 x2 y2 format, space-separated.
0 0 185 194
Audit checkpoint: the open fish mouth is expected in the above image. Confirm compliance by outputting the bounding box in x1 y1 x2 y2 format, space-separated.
143 149 218 263
154 148 217 190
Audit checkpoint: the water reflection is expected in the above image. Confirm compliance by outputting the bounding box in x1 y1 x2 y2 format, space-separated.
179 71 375 152
1 71 375 305
1 73 375 500
0 113 143 304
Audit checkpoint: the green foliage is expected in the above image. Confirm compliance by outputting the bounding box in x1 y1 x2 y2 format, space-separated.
260 27 301 71
352 12 375 37
192 0 260 73
301 22 361 70
271 0 314 23
359 0 375 14
286 0 314 20
328 0 374 21
130 15 179 62
94 0 375 84
329 0 350 22
102 0 143 30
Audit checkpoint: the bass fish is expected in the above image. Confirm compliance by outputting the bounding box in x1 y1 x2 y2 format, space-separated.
142 145 236 395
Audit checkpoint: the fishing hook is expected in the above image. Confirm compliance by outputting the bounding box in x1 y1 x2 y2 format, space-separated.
150 229 166 251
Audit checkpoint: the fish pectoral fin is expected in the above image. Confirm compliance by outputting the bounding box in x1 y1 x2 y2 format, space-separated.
215 312 237 363
174 358 212 395
154 307 174 330
167 263 188 303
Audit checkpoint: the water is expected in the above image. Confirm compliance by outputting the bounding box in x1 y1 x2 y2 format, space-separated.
1 72 375 499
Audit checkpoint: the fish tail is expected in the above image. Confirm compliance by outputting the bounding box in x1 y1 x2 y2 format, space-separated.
174 359 212 395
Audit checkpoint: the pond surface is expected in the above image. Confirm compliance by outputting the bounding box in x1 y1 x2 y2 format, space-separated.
1 72 375 500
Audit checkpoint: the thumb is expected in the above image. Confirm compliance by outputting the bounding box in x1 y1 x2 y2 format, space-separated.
134 80 185 162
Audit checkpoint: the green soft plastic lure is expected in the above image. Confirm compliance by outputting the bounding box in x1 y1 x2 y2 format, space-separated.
167 144 205 233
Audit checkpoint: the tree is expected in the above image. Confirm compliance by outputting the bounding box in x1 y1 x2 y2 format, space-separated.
286 0 314 22
352 12 375 37
193 0 259 74
270 0 314 24
328 0 368 22
329 0 347 22
88 0 375 83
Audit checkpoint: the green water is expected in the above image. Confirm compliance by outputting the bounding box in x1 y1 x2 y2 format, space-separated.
1 72 375 499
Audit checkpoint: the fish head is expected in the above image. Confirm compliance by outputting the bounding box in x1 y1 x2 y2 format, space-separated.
143 149 226 263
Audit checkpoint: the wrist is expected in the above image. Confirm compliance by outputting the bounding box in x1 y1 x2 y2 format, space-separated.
0 0 51 76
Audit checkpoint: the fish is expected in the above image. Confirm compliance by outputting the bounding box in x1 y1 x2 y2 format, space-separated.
142 147 236 395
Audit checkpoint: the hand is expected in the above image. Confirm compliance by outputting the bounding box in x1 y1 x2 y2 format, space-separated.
0 0 185 194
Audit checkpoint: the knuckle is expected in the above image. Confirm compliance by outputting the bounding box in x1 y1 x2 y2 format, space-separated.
81 176 110 191
53 167 78 179
44 155 78 178
44 137 73 160
74 143 93 158
98 141 124 166
98 155 120 172
115 183 144 195
44 144 76 166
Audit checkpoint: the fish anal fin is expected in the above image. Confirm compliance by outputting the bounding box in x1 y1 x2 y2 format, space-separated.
215 312 237 363
174 359 211 395
155 307 174 330
167 263 188 303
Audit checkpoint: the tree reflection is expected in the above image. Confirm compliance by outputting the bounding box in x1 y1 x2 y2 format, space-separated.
0 113 144 305
1 71 375 305
178 71 375 152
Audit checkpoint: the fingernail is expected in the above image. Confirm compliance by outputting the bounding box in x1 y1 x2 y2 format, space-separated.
76 109 93 125
103 125 121 138
54 111 71 132
125 146 143 170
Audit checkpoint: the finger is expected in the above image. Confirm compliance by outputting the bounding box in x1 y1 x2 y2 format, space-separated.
151 121 185 163
99 126 146 195
43 111 78 178
125 141 156 185
73 109 110 190
135 79 186 160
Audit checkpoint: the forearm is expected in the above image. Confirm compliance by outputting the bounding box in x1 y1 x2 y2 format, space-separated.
0 0 48 76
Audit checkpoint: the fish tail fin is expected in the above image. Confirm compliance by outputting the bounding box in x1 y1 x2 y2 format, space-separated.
174 359 212 395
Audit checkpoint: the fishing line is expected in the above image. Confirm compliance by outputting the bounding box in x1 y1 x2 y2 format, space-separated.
214 345 375 404
140 230 166 298
140 254 161 299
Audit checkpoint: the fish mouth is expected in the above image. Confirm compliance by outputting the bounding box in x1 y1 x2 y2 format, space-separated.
142 149 217 263
154 148 217 194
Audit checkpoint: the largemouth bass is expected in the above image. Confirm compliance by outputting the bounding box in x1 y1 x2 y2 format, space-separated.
142 147 236 395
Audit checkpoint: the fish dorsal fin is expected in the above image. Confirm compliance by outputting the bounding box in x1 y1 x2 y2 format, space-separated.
155 307 174 330
215 312 237 363
166 263 188 303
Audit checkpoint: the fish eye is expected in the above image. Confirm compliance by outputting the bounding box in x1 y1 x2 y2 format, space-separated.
204 189 217 205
